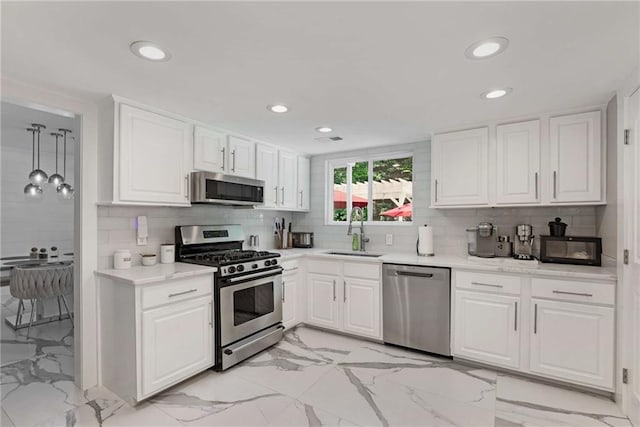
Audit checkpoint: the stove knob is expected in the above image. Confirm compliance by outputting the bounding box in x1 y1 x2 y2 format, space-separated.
237 265 245 272
228 266 236 274
271 258 278 265
264 260 271 266
252 264 258 269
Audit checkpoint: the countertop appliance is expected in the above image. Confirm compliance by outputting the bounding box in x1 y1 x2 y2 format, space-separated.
514 224 535 260
175 224 283 370
495 235 513 257
291 232 313 248
475 222 496 258
548 217 568 237
190 172 265 206
539 235 602 266
382 264 451 356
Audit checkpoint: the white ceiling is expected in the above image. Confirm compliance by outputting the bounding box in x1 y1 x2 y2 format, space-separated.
1 2 637 155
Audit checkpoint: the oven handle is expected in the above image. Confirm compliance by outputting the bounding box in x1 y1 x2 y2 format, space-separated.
223 325 285 355
226 268 283 285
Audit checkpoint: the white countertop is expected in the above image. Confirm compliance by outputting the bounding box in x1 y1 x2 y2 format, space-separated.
95 262 217 286
274 249 617 281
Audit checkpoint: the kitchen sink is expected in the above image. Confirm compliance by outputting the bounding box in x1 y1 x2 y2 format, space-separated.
325 251 383 258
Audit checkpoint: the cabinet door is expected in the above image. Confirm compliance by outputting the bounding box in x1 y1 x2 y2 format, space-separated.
193 125 227 173
278 151 298 209
343 278 381 339
530 299 614 389
297 156 310 210
256 144 279 207
228 135 256 179
496 120 541 204
119 104 191 205
307 273 340 330
141 296 213 397
549 111 602 203
282 271 299 330
453 290 520 369
431 127 489 206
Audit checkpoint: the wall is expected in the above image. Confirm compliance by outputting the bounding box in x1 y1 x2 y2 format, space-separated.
97 206 293 269
1 101 77 257
292 141 597 256
596 95 618 258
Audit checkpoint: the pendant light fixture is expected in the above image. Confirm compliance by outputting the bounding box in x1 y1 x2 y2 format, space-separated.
28 123 48 185
23 127 43 198
48 132 64 186
57 129 74 199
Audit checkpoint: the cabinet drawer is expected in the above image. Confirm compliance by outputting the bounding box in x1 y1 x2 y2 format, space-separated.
455 271 521 295
141 275 213 310
281 259 299 273
343 262 380 280
307 259 341 275
531 278 614 306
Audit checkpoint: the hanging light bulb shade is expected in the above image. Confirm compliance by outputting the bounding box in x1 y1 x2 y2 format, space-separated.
23 183 43 198
29 124 47 185
57 129 74 199
48 132 64 186
24 127 43 198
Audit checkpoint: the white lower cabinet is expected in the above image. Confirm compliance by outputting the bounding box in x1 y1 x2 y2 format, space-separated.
99 273 215 403
530 299 614 389
306 259 381 340
307 273 341 330
282 262 300 330
452 270 615 391
454 290 520 369
141 296 213 396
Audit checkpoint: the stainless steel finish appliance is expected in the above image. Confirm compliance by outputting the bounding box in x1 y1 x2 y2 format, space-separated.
382 264 451 356
291 232 314 248
539 236 602 266
175 225 283 370
495 235 513 257
514 224 535 260
190 172 265 206
475 222 497 258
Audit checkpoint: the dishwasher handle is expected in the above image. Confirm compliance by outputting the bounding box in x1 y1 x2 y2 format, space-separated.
395 270 434 279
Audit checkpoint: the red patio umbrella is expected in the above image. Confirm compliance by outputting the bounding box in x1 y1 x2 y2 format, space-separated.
380 203 412 217
333 190 368 208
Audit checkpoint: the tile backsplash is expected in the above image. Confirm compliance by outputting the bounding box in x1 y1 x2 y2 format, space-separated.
97 206 292 269
292 141 598 256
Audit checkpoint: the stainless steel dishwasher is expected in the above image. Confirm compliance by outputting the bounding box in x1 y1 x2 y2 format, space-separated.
382 264 451 356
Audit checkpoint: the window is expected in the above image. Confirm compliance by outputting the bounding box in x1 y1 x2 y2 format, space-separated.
327 153 413 224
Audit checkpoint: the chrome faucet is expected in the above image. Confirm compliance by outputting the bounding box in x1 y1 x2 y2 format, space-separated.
347 207 370 252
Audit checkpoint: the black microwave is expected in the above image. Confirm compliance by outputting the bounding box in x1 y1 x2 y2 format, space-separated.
539 236 602 266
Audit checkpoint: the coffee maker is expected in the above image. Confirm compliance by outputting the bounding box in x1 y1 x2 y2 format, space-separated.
475 222 497 258
513 224 535 260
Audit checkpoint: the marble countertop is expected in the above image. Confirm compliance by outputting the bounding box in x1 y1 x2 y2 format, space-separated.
95 262 217 286
273 248 617 281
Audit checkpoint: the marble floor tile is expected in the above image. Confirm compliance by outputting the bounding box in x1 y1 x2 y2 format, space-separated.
268 399 361 427
151 369 296 426
495 374 631 427
2 408 16 427
231 327 363 398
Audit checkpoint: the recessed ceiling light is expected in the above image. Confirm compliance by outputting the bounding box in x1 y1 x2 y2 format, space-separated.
465 37 509 59
267 104 289 113
481 87 513 99
130 41 171 61
315 126 333 133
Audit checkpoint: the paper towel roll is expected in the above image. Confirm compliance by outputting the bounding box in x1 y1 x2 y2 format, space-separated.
417 224 434 256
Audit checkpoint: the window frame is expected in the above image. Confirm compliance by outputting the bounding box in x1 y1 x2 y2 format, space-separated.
324 151 414 226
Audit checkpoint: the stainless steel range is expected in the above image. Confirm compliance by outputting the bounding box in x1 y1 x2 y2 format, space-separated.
175 224 283 370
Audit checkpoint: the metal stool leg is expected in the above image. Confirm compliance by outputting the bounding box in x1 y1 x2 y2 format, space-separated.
14 299 23 328
57 296 63 321
61 295 73 328
26 299 35 338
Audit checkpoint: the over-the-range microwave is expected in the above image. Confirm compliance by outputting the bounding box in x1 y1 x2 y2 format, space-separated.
190 171 264 206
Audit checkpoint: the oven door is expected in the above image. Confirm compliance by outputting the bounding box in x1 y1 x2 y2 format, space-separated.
219 270 283 347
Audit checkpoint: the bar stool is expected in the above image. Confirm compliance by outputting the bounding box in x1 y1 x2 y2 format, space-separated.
9 263 74 337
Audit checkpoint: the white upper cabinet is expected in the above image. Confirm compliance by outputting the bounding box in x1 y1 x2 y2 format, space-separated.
431 127 489 207
548 111 602 203
496 120 541 205
118 104 192 206
278 150 298 209
193 126 227 173
227 135 256 179
297 156 310 210
256 144 279 208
